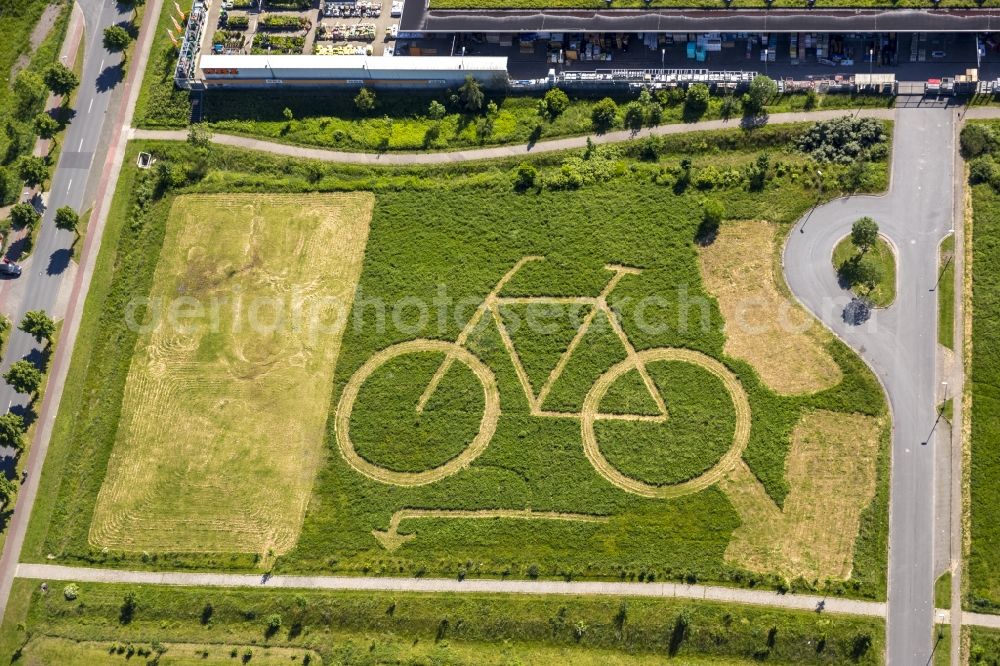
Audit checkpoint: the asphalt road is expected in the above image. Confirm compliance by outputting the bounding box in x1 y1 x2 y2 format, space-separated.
0 0 130 410
0 0 131 614
783 108 955 664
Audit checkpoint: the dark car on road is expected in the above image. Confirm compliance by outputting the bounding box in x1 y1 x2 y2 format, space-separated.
0 262 22 277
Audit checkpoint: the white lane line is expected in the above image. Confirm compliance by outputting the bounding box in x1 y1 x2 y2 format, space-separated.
99 59 105 71
78 138 84 151
66 178 72 193
88 99 94 113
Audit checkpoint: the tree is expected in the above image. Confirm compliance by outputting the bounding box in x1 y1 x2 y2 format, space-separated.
970 156 997 185
458 76 484 113
20 310 55 345
0 476 15 506
8 203 40 229
33 112 59 140
103 25 132 53
4 361 41 395
120 590 138 624
0 413 25 450
622 102 644 131
43 62 79 97
539 88 569 119
354 88 376 113
591 97 618 133
961 123 996 158
513 162 537 191
265 613 282 637
684 83 710 119
427 100 446 120
853 254 884 292
18 156 48 188
851 217 879 254
804 88 818 110
745 75 777 113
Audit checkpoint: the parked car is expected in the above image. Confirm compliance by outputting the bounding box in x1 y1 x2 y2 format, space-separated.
0 262 22 277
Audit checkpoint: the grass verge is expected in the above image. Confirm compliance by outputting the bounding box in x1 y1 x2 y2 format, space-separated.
939 234 956 350
2 580 885 664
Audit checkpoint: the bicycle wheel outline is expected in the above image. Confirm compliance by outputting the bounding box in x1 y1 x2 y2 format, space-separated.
335 339 500 486
580 347 751 499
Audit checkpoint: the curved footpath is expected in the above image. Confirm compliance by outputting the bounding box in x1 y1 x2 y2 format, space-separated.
783 108 956 665
131 107 894 165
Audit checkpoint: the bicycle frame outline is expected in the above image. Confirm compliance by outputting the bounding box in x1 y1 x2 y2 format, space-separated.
417 255 668 422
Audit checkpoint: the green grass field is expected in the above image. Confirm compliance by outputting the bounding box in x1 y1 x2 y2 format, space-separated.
833 235 897 308
0 579 885 665
27 123 890 599
132 0 192 128
968 128 1000 612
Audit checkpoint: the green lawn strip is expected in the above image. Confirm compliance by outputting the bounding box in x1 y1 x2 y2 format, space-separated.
968 165 1000 612
932 625 950 666
936 571 951 609
133 0 192 129
0 579 34 661
27 125 889 601
198 89 891 153
832 235 896 308
939 234 956 350
11 581 884 664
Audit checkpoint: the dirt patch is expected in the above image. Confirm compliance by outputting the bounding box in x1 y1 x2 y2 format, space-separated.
90 193 373 557
721 409 882 581
698 220 841 396
9 3 62 80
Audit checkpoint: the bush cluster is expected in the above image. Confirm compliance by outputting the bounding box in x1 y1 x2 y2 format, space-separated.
797 117 887 163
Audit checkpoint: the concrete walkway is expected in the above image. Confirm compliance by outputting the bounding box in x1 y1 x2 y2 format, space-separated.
16 562 885 618
131 107 895 165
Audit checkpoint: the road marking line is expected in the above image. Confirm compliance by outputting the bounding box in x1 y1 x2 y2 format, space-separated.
88 99 93 113
66 179 72 193
78 138 84 151
99 59 105 71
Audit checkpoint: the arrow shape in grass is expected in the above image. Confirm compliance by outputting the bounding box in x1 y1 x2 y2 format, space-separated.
372 508 611 552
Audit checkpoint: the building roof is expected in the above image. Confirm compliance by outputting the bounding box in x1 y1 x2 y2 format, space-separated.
399 3 1000 33
198 54 510 74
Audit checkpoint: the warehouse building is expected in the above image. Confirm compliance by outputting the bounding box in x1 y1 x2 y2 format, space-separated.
187 54 509 89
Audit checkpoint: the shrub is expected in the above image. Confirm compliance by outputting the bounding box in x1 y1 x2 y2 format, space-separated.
804 88 818 110
970 156 997 185
513 162 537 190
797 117 887 163
698 199 724 244
354 88 376 113
63 584 80 601
539 88 569 119
684 83 710 119
265 613 282 636
427 100 446 120
226 14 249 30
591 98 618 132
961 124 996 158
